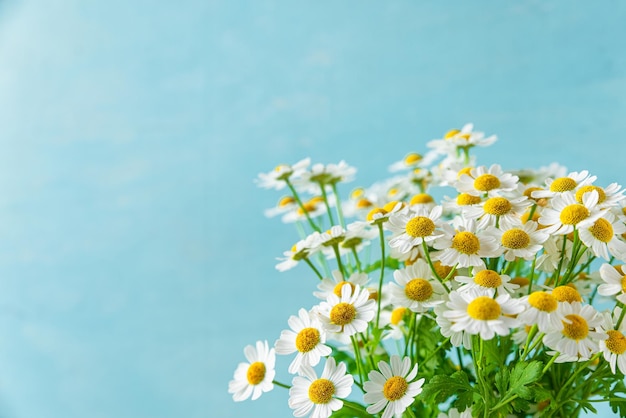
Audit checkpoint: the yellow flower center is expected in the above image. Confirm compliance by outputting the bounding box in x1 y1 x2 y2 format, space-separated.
474 174 501 192
575 185 606 204
456 193 481 206
444 129 461 139
524 186 542 199
308 378 335 404
457 167 474 179
404 153 422 165
410 193 434 205
527 291 558 313
467 296 501 320
383 376 409 401
383 201 405 212
333 281 355 297
473 270 502 288
278 196 296 207
350 188 365 200
501 228 531 249
433 261 454 280
330 302 357 326
552 286 582 303
561 314 588 340
246 362 266 385
621 276 626 293
356 198 373 209
391 307 407 325
297 202 317 216
405 216 436 238
295 328 321 353
559 204 590 225
606 330 626 355
483 197 512 215
550 177 577 193
510 277 530 287
452 231 481 254
589 217 613 243
367 208 387 221
404 278 434 302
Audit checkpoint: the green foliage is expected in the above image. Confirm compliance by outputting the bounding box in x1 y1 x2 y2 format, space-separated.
420 371 477 411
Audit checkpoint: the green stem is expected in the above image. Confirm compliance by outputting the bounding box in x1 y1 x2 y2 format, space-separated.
556 353 602 403
285 179 320 232
351 335 365 386
542 352 559 375
319 182 335 226
340 400 370 417
332 244 347 277
331 183 346 229
422 241 450 292
375 223 386 330
616 302 626 328
405 406 418 418
527 255 537 295
520 324 538 361
272 380 291 389
304 258 324 280
351 247 362 272
553 235 568 286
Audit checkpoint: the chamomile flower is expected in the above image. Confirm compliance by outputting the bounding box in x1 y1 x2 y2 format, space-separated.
319 225 347 257
574 183 625 209
228 340 276 401
463 195 532 229
518 291 565 332
484 221 549 262
282 196 329 224
454 164 519 197
454 267 519 296
433 219 500 268
296 161 356 194
387 205 444 253
276 232 322 272
578 212 626 261
443 289 523 340
598 307 626 375
288 357 353 418
363 355 425 418
388 152 437 172
379 306 409 340
336 221 377 257
388 259 447 313
531 170 596 199
543 302 605 362
317 284 376 337
275 308 332 374
434 300 473 350
427 123 497 154
538 190 606 235
536 235 574 273
255 158 311 190
264 196 298 218
598 263 626 304
313 270 370 301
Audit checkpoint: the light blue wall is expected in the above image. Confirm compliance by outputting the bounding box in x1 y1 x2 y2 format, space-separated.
0 1 624 417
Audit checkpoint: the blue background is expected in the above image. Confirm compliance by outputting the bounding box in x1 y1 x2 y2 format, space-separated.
0 0 624 417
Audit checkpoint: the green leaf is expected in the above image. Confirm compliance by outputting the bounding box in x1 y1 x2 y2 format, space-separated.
420 371 477 406
508 360 543 400
609 395 626 417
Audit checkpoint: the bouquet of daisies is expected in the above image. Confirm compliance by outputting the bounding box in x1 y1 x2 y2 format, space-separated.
228 125 626 418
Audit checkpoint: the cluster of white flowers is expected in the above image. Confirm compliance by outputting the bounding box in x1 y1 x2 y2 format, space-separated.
230 125 626 417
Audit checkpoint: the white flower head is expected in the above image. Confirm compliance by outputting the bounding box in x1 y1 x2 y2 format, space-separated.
454 164 518 198
538 190 606 236
518 291 566 332
255 158 311 190
275 308 332 374
388 259 447 313
597 307 626 375
427 123 497 157
228 340 276 401
543 302 606 362
598 263 626 304
433 218 500 268
434 299 472 350
317 284 376 337
531 170 596 200
484 221 549 262
276 232 322 272
387 205 444 253
363 355 425 418
578 212 626 261
288 357 353 418
443 289 523 340
313 270 370 301
463 195 531 230
454 267 519 296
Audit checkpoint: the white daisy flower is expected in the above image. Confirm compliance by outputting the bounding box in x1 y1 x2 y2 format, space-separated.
543 302 605 362
443 289 523 340
288 357 353 418
531 170 596 199
536 235 574 273
598 307 626 375
574 183 625 209
282 196 329 224
538 190 606 235
387 205 444 253
427 123 497 155
463 195 532 229
228 340 276 401
388 152 438 172
578 212 626 261
313 270 370 301
379 306 409 341
438 407 473 418
336 221 378 257
264 196 298 218
517 291 565 332
255 158 311 190
275 308 332 374
484 221 549 262
388 259 447 313
434 299 472 350
317 284 376 337
454 164 518 197
550 285 584 304
363 355 425 418
598 263 626 304
454 267 519 296
433 218 500 268
276 232 322 272
319 225 347 257
295 161 356 194
408 193 437 211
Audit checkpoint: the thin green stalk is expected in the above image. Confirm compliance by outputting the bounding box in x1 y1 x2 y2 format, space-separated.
351 247 362 272
556 352 602 403
332 244 347 277
331 183 346 229
285 179 320 232
405 406 418 418
375 223 386 329
340 400 370 417
304 258 324 280
527 254 537 295
319 183 335 226
520 324 538 361
553 236 568 286
351 335 365 386
422 241 450 292
542 352 559 375
616 303 626 328
272 380 291 389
